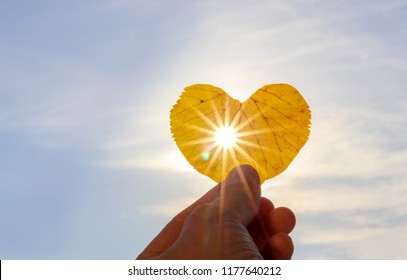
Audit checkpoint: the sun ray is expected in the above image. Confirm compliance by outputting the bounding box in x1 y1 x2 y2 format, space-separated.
226 144 242 175
170 83 311 183
203 144 223 177
236 128 271 138
178 136 215 147
184 138 218 163
226 147 259 211
209 98 225 129
188 103 222 132
229 106 243 130
181 123 217 136
232 143 268 178
223 100 231 129
233 110 262 132
234 138 272 151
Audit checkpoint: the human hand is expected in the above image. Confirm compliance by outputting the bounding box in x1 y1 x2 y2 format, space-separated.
137 165 295 260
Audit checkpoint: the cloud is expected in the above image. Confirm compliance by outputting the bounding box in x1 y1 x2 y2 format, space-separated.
261 108 407 259
1 0 406 259
93 0 407 259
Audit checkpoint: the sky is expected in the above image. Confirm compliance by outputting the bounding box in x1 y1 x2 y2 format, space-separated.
0 0 406 259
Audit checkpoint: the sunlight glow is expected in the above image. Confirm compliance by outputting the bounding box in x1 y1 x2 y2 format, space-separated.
171 91 268 182
215 126 237 148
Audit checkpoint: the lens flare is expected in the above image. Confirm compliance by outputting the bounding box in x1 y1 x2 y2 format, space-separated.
201 152 210 161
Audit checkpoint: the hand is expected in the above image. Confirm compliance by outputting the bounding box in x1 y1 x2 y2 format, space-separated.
137 165 295 260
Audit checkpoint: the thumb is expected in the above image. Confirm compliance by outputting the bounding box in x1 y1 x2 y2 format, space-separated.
157 165 262 259
214 164 262 225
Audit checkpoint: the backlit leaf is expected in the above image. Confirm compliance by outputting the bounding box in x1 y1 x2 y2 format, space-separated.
170 84 311 183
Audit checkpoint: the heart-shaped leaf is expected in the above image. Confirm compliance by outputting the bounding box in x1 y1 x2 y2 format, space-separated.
170 84 311 183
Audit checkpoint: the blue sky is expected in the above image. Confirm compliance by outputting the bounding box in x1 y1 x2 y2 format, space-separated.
1 0 406 259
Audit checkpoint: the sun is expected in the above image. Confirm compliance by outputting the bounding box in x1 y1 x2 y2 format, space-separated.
215 126 237 148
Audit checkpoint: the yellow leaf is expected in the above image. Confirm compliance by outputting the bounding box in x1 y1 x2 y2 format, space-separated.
170 84 311 183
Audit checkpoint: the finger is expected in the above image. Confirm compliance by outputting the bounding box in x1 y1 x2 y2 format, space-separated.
247 198 274 250
261 233 294 260
258 197 275 217
214 164 261 225
156 165 262 259
267 207 296 235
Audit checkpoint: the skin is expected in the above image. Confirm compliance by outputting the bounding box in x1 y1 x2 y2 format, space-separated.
137 165 296 260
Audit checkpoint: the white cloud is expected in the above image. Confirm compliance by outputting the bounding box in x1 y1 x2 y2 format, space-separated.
94 0 407 260
261 110 407 259
99 149 195 173
1 0 406 259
